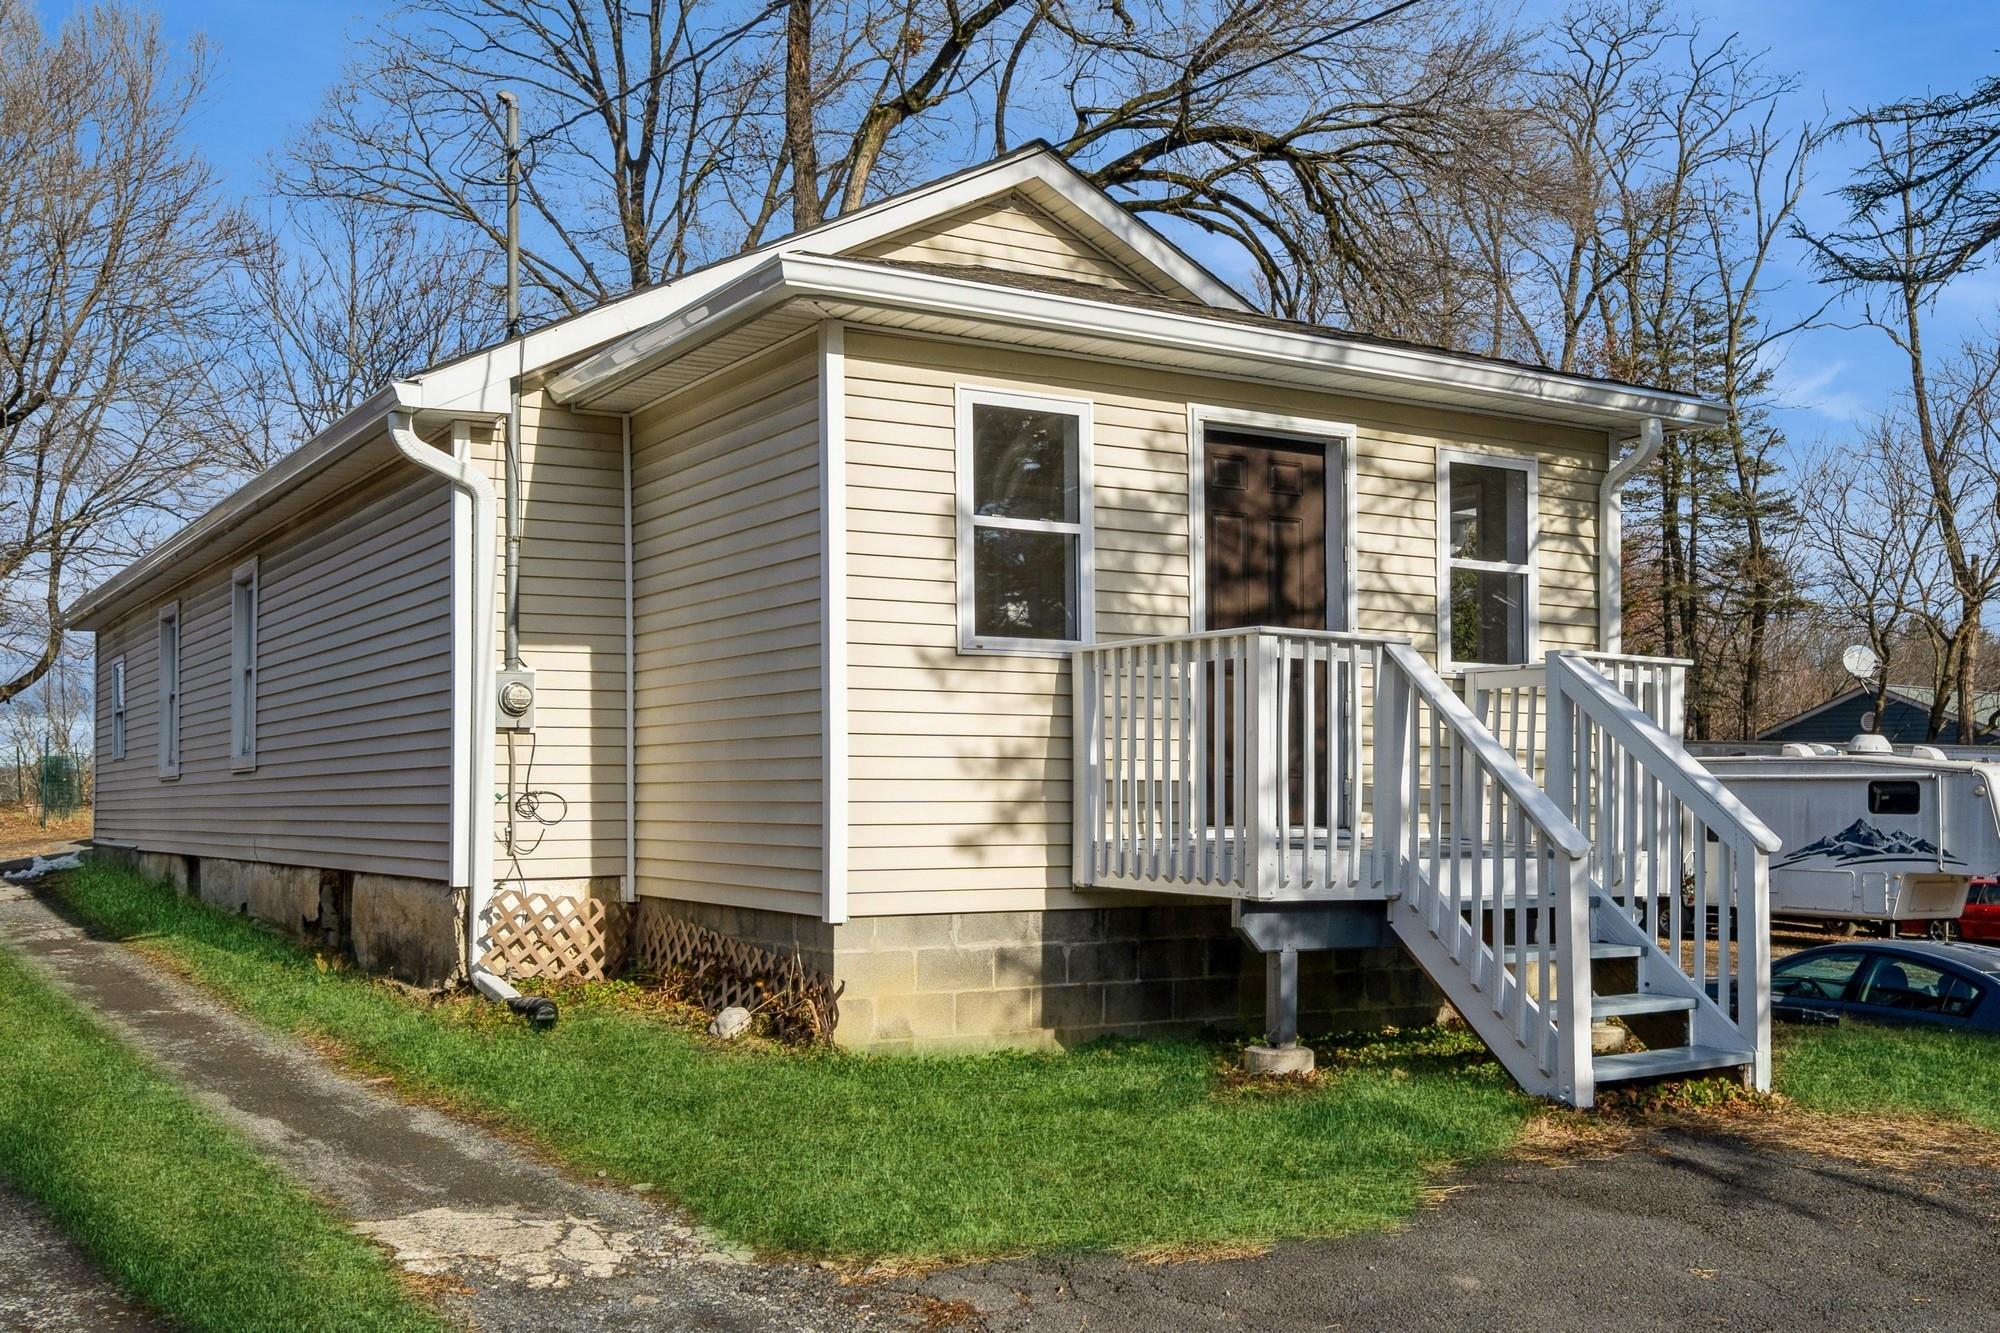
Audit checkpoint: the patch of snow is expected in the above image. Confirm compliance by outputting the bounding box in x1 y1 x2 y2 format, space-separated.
1 852 82 884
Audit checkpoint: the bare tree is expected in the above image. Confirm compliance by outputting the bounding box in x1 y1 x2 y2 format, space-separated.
1802 123 2000 740
0 1 246 706
228 200 503 464
283 0 1519 318
1795 431 1957 737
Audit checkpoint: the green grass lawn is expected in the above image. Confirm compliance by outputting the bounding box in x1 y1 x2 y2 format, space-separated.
1774 1022 2000 1131
0 945 443 1333
48 862 1532 1259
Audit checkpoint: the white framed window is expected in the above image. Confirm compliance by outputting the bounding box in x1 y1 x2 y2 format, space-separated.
955 386 1095 654
108 657 127 760
1437 451 1539 671
230 558 259 771
156 602 181 779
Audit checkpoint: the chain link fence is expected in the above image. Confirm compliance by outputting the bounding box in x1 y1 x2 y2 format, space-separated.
2 747 93 823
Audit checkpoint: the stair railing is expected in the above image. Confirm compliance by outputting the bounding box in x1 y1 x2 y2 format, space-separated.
1543 653 1782 1089
1375 643 1598 1104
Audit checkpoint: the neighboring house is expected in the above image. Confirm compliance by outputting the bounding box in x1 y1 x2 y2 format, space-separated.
69 145 1779 1107
1760 685 2000 747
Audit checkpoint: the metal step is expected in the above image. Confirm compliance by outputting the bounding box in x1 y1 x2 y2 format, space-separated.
1591 993 1697 1020
1592 1044 1753 1084
1497 940 1641 963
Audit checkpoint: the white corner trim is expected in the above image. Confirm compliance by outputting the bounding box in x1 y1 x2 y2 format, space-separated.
1435 448 1541 674
1186 404 1358 634
622 412 637 904
819 320 851 925
446 421 474 888
953 383 1097 657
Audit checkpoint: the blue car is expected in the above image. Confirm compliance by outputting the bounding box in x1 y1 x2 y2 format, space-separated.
1768 940 2000 1032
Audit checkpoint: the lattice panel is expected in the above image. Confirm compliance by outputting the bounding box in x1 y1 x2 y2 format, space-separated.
478 890 629 981
632 907 842 1039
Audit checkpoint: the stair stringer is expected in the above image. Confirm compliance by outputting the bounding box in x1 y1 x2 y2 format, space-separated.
1384 879 1577 1104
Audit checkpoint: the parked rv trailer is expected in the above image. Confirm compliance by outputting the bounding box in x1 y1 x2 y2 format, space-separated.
1698 740 2000 932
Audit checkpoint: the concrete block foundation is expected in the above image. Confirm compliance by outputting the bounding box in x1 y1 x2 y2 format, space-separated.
639 897 1446 1052
90 847 460 987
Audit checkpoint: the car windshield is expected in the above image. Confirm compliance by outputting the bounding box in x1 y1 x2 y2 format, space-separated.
1772 952 1865 1002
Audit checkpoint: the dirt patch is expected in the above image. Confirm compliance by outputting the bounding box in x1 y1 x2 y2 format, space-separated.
0 804 90 862
1665 1097 2000 1173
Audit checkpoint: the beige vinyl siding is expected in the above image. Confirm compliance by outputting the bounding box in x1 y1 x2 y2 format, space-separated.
91 470 453 880
628 336 823 915
849 193 1149 292
472 395 628 885
841 329 1610 917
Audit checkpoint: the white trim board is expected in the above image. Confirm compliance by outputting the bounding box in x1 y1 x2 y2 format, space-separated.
819 320 851 924
446 420 476 889
1187 404 1358 636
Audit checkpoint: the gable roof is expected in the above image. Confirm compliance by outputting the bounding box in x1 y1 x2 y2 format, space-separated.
404 141 1247 419
1758 683 2000 742
66 145 1242 629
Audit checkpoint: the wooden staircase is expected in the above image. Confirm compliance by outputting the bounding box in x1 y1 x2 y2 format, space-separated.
1375 646 1778 1108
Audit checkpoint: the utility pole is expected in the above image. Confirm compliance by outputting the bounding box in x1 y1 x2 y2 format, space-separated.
497 90 521 340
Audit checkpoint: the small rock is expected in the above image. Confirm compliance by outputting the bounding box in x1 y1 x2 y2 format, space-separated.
631 1183 653 1193
708 1006 752 1041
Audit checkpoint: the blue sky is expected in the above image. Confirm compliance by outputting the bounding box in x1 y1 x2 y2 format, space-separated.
37 1 2000 457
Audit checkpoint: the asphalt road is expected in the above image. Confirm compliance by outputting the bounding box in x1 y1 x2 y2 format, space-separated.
901 1128 2000 1332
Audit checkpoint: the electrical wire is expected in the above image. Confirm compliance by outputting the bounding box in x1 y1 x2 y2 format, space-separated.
499 728 568 882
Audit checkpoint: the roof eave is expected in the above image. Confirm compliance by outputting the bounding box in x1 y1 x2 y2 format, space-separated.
551 254 1728 431
65 381 419 631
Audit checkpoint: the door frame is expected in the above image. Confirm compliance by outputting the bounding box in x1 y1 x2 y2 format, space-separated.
1187 404 1358 633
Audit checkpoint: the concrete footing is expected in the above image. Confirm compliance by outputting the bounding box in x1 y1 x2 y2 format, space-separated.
1242 1043 1317 1076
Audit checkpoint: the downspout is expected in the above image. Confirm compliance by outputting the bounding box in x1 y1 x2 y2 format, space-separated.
386 408 556 1029
1598 416 1663 656
621 412 636 904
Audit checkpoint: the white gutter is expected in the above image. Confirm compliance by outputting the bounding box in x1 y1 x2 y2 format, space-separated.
385 409 502 993
548 255 1728 432
1598 416 1664 655
67 384 405 629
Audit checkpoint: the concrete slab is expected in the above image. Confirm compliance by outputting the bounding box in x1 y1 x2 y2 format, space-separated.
0 889 929 1332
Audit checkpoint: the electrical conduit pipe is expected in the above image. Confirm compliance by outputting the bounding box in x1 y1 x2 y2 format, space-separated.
385 409 557 1029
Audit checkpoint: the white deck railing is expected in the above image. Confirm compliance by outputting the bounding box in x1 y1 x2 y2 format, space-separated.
1375 643 1598 1102
1541 654 1781 1089
1070 629 1382 899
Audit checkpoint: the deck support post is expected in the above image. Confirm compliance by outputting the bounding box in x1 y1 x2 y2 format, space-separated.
1244 945 1313 1075
1265 947 1300 1046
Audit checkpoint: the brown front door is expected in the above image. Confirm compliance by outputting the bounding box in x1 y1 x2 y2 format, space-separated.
1205 432 1329 631
1205 431 1335 827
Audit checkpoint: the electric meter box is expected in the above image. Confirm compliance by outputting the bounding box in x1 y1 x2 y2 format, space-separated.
496 668 536 731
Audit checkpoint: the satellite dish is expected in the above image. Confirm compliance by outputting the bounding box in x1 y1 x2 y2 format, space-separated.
1842 645 1881 685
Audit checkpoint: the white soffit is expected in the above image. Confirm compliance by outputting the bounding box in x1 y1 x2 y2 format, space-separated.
552 254 1727 432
